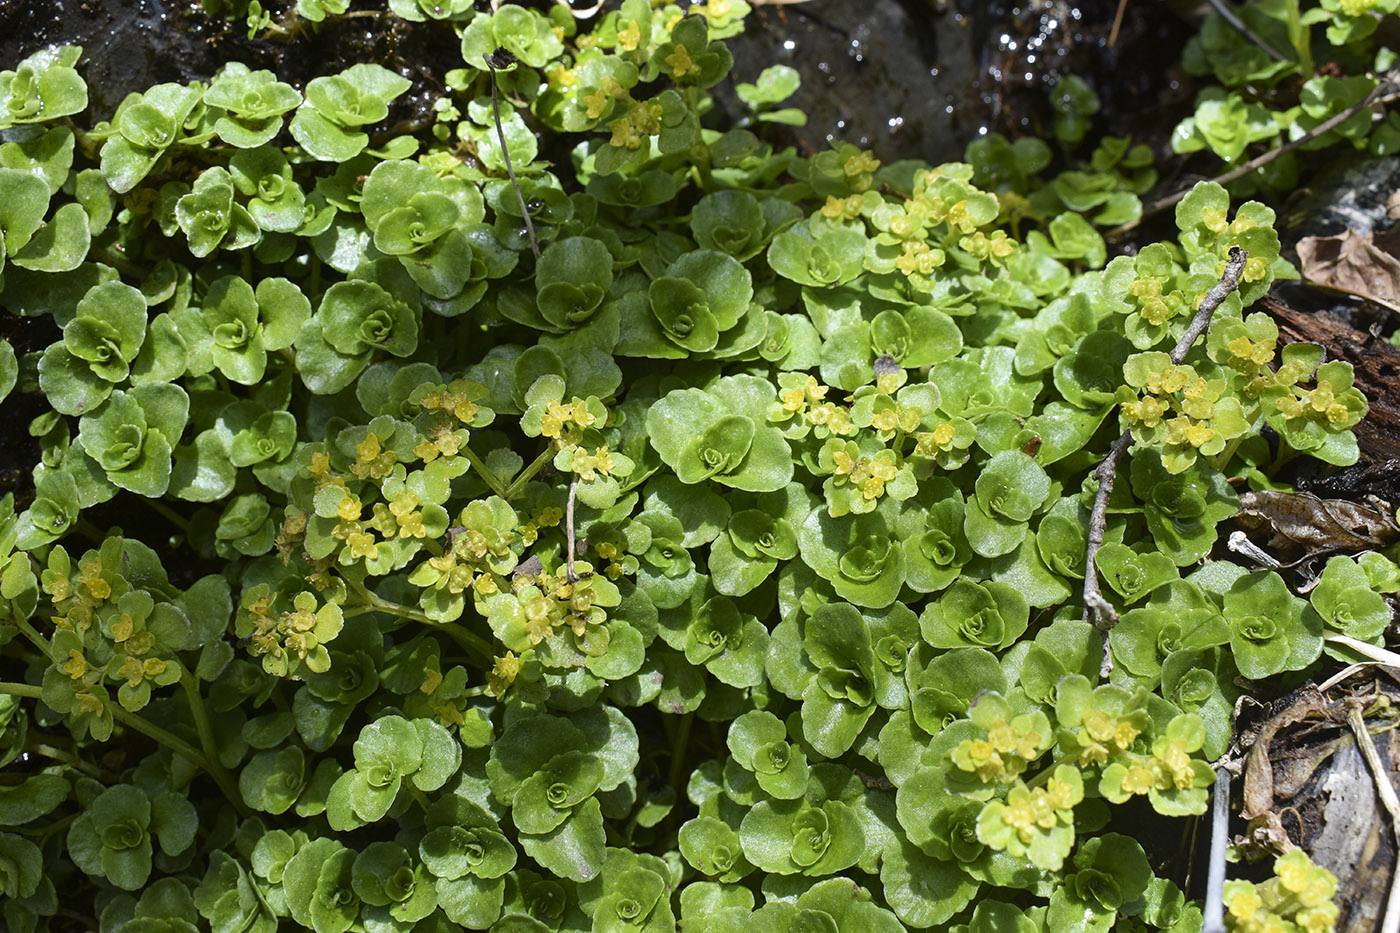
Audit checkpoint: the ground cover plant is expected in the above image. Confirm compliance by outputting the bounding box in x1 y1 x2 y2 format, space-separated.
0 0 1395 930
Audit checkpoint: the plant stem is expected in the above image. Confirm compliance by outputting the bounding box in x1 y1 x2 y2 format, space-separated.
146 497 190 532
0 681 43 699
504 446 555 500
406 782 433 814
459 444 510 500
6 621 250 816
25 740 110 779
1113 71 1400 237
106 701 250 817
12 615 52 656
565 475 579 582
1082 248 1248 662
1202 767 1231 933
485 54 540 260
1204 0 1291 63
667 711 694 797
179 669 244 814
343 576 494 665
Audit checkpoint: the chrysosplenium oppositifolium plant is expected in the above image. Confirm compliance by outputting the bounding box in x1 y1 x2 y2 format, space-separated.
0 1 1384 930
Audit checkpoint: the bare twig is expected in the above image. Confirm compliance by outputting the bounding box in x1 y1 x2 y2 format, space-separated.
1107 0 1128 48
484 49 541 260
1170 245 1248 360
1202 767 1232 933
565 475 579 582
1205 0 1290 63
1083 248 1248 655
1112 73 1400 238
1347 699 1400 933
1083 430 1133 633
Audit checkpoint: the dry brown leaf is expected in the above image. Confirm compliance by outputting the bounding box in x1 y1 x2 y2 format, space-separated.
1242 688 1332 819
1296 227 1400 315
1235 489 1399 556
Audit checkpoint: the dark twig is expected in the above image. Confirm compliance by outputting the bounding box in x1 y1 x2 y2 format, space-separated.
484 48 540 260
1205 0 1290 63
1202 766 1232 933
1083 248 1248 667
1113 74 1400 237
565 475 579 582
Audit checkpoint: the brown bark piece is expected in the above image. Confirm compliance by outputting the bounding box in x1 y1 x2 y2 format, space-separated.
1261 295 1400 462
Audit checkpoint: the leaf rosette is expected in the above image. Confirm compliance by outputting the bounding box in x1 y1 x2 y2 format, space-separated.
646 374 792 492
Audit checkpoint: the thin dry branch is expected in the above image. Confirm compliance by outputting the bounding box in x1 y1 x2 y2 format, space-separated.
1082 248 1248 663
565 475 579 582
1112 71 1400 238
1202 766 1232 933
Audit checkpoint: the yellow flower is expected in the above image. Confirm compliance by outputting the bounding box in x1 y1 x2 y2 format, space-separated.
488 652 520 697
347 531 379 561
583 89 610 120
665 44 698 80
61 650 89 680
616 19 642 51
337 494 361 522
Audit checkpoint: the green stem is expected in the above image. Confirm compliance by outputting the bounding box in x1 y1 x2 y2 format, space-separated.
406 782 433 814
0 682 43 699
504 446 556 500
25 740 110 780
74 519 106 546
683 88 714 192
460 445 510 500
7 624 250 817
146 498 191 532
106 702 250 817
179 669 246 817
1026 752 1081 789
667 712 694 795
1208 433 1249 474
343 577 494 665
89 245 149 280
12 615 52 656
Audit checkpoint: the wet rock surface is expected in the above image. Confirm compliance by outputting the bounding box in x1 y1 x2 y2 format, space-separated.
717 0 1195 165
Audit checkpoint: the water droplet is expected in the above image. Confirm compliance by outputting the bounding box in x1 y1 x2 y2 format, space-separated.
783 39 796 51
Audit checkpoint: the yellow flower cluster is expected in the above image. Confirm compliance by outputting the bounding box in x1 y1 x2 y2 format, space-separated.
895 240 943 277
997 774 1080 847
1274 382 1353 426
570 446 617 482
915 422 958 457
349 432 397 481
820 194 864 221
541 397 599 445
831 448 900 501
1120 365 1223 450
582 76 624 120
953 714 1046 783
417 382 481 425
608 100 663 149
